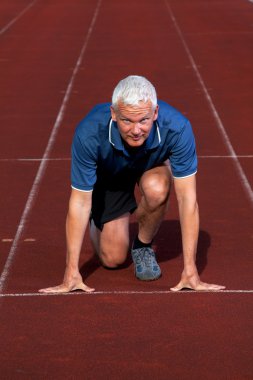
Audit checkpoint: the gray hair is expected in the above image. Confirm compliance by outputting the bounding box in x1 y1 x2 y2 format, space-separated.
112 75 157 110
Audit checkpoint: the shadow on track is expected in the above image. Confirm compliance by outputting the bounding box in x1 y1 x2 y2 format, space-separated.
80 220 210 279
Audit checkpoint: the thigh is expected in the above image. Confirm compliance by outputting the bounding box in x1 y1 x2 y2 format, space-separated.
91 212 131 265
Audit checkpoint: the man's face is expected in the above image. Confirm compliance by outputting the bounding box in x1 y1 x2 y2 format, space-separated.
110 101 159 148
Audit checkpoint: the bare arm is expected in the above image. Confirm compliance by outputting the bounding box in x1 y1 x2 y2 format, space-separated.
39 189 95 293
171 175 225 291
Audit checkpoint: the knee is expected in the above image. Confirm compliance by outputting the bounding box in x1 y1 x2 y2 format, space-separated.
99 248 127 269
142 175 171 209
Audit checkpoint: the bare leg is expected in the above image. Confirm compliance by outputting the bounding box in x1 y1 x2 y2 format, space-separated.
136 163 172 243
89 163 172 271
90 213 130 268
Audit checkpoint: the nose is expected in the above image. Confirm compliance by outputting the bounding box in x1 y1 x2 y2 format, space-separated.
132 122 141 134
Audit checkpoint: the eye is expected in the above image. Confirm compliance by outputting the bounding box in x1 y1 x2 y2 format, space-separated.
140 118 149 125
122 119 131 125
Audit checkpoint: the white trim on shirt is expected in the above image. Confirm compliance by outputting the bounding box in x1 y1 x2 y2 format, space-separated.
71 185 93 192
173 170 197 179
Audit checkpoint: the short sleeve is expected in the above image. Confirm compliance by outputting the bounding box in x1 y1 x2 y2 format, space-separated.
169 120 198 178
71 132 97 191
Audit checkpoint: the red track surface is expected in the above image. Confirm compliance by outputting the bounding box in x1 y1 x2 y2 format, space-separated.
0 1 252 379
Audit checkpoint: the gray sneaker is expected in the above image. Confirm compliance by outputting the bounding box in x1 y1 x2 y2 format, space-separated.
131 247 161 281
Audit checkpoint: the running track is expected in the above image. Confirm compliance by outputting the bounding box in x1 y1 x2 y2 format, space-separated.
0 1 252 379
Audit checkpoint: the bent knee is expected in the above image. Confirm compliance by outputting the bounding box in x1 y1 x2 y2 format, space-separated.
141 176 171 207
140 165 172 200
99 249 127 268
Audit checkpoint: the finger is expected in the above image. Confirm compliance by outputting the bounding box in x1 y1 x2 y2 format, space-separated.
170 286 183 292
170 281 190 292
38 285 70 294
72 283 95 293
39 283 95 294
197 282 226 291
170 281 225 292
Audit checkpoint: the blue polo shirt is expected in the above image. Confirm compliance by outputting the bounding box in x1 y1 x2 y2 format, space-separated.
71 100 197 191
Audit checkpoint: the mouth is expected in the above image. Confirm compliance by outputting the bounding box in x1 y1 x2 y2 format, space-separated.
130 135 143 141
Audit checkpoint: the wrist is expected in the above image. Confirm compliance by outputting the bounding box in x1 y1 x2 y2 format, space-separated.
182 264 198 278
65 263 79 273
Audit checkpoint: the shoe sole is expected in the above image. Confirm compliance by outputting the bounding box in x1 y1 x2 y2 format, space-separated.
135 272 162 281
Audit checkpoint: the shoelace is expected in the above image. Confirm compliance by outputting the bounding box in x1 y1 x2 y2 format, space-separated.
142 248 154 268
133 250 144 265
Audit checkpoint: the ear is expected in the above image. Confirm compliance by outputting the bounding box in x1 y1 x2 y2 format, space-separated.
110 106 117 121
153 105 159 121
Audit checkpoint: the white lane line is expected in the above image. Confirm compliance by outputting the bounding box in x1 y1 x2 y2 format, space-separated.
185 31 253 36
0 0 102 293
0 158 71 162
198 155 253 158
0 0 38 36
165 1 253 206
1 238 35 242
0 155 252 163
0 290 252 297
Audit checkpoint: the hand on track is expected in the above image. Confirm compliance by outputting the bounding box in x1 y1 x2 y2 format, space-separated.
170 272 225 292
38 271 95 294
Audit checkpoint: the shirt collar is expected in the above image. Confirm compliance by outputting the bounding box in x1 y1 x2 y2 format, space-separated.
109 119 161 153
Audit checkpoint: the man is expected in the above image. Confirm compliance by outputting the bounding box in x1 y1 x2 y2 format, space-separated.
40 75 225 293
